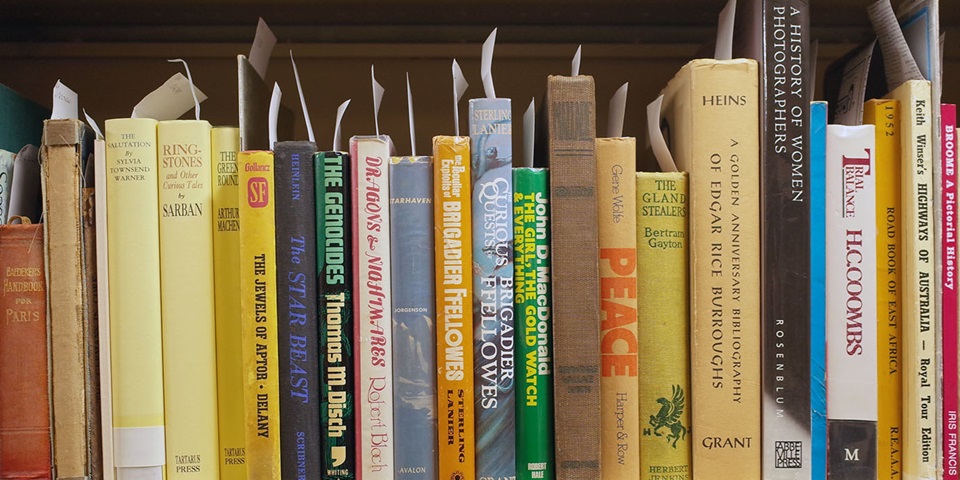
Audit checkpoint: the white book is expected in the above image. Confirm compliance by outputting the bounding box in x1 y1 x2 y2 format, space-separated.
0 149 15 223
825 124 878 479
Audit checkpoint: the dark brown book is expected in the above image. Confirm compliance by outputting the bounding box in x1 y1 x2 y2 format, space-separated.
544 75 601 478
0 222 51 480
237 54 294 151
39 119 101 480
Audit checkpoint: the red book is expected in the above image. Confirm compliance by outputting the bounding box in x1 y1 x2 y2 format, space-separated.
0 223 51 480
942 103 959 480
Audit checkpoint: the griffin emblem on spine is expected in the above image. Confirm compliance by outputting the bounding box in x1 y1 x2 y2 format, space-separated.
648 384 687 448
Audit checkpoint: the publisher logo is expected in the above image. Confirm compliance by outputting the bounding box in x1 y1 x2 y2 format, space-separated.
775 441 803 468
247 177 269 207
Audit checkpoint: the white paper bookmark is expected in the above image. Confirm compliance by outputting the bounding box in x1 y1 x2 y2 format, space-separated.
269 82 281 149
715 0 737 60
131 73 208 121
452 59 469 137
571 45 582 76
83 109 103 139
333 99 351 153
167 59 201 120
406 73 417 156
371 65 385 137
290 50 316 143
647 95 678 173
51 80 78 120
481 28 498 99
523 98 535 168
607 82 628 138
249 18 277 81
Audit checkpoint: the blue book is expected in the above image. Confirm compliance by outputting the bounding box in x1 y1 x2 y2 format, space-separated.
389 156 437 479
468 96 516 479
809 100 827 480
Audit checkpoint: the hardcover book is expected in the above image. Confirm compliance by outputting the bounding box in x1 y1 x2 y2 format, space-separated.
237 55 292 151
157 120 219 480
274 140 322 480
0 83 49 153
942 103 958 480
809 100 828 479
316 150 357 479
104 117 164 480
825 124 877 479
468 96 516 479
636 171 690 480
0 149 13 223
544 75 602 479
93 136 115 480
864 98 903 480
389 155 438 479
433 135 476 480
349 135 395 479
0 223 51 480
513 167 554 480
657 58 761 479
238 149 281 480
9 144 42 222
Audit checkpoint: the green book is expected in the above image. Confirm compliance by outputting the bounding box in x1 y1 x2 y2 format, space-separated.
0 84 48 152
513 167 554 480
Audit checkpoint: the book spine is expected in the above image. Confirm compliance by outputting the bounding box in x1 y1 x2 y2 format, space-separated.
350 137 394 480
0 150 13 223
595 137 640 478
760 3 812 478
545 75 601 478
0 224 52 480
468 97 516 479
316 151 357 479
9 144 43 222
864 99 903 480
389 156 438 480
211 126 245 476
513 167 554 480
238 150 281 480
890 81 937 480
809 101 828 480
942 103 958 480
94 137 116 480
104 117 165 480
636 171 690 480
81 144 103 480
433 135 476 480
274 141 322 480
157 120 219 480
825 124 877 479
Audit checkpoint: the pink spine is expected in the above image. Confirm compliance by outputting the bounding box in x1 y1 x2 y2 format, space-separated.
349 138 364 480
942 103 959 480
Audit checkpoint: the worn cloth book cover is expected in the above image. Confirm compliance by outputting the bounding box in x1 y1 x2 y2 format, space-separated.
887 80 936 480
513 167 554 480
0 83 49 153
544 75 601 479
468 96 516 479
238 149 281 480
93 137 115 480
658 58 761 479
41 118 102 480
942 103 958 480
9 144 42 222
809 100 828 480
433 135 476 480
636 171 690 480
316 150 356 479
825 124 877 480
864 98 903 480
210 126 245 475
157 120 219 480
0 223 51 480
104 117 164 480
595 136 640 478
349 135 395 479
274 140 322 480
389 156 438 479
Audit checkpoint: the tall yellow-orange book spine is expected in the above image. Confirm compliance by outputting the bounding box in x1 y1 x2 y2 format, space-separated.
104 117 166 480
211 127 245 477
596 137 640 478
157 120 219 480
433 135 476 480
238 150 281 480
864 99 902 480
887 80 936 480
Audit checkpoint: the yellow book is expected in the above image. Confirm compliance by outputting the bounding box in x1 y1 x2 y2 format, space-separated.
157 120 219 479
238 150 281 480
887 80 936 480
658 58 761 480
104 117 165 480
596 136 640 477
433 135 476 480
864 99 902 480
637 171 690 480
211 126 245 477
